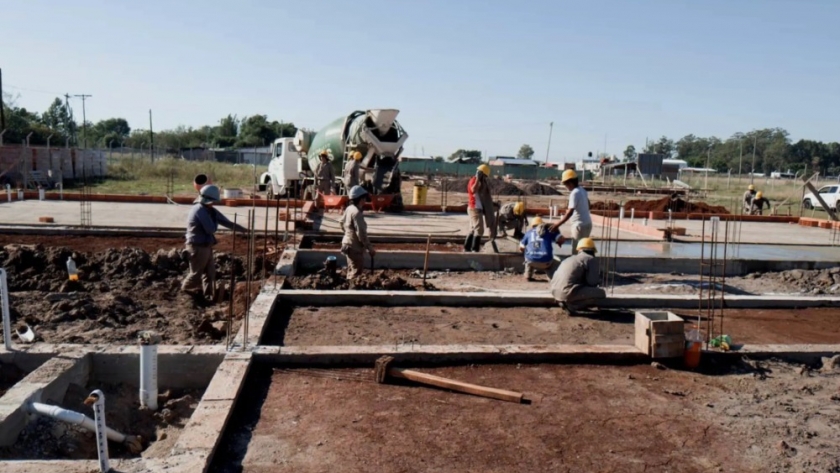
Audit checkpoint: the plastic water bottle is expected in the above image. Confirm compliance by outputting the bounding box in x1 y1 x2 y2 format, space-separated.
66 257 79 281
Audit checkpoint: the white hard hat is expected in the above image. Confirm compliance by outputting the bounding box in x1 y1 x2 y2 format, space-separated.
195 184 220 204
348 185 368 200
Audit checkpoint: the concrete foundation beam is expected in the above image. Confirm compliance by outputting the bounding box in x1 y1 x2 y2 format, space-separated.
274 289 840 309
295 249 837 276
253 344 647 365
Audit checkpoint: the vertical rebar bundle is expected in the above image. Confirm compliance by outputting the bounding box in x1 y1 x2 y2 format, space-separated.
697 216 728 347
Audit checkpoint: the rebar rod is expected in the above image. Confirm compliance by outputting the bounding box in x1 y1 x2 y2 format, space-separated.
227 214 237 351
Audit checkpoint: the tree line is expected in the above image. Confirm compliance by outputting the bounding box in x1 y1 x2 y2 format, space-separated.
4 94 836 174
623 129 840 176
0 94 296 150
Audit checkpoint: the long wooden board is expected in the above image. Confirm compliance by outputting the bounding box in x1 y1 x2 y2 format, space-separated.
390 368 524 403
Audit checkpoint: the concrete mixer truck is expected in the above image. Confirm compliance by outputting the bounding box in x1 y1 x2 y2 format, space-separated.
259 109 409 206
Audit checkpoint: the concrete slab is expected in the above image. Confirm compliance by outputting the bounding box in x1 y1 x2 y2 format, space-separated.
0 200 282 230
295 248 839 276
675 219 835 245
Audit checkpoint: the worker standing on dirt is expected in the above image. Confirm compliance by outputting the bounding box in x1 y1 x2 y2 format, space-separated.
550 170 592 252
550 238 605 313
343 151 362 191
750 191 770 215
182 185 248 300
520 216 565 281
743 184 756 214
340 185 376 279
497 201 526 238
315 151 335 197
464 164 496 252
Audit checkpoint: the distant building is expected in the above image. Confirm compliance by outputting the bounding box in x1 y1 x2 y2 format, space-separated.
488 157 538 166
399 155 434 162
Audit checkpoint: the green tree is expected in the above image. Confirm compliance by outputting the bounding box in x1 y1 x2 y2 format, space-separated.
41 98 76 142
517 144 535 159
623 145 636 162
237 115 278 147
214 114 239 147
644 136 675 158
91 118 131 148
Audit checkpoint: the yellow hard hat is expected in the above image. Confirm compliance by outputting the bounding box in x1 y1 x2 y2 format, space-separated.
319 150 329 158
530 216 543 227
477 164 491 176
513 202 525 216
562 169 578 183
755 191 763 199
748 184 755 191
352 151 363 161
576 237 596 252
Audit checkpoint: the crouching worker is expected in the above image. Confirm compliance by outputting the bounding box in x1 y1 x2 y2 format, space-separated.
340 185 376 279
519 216 564 281
182 185 248 300
498 201 526 238
550 237 606 313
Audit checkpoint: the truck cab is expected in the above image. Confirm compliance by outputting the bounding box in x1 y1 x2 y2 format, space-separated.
260 138 311 198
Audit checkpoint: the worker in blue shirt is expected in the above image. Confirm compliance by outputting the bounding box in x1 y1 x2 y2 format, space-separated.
181 185 247 300
519 216 565 281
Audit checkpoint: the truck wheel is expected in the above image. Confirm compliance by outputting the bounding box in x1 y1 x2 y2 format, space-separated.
803 199 813 210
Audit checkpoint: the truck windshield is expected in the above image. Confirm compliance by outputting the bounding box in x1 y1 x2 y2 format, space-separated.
275 143 283 157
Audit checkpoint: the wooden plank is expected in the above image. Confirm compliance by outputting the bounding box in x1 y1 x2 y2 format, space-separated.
390 368 524 403
634 313 650 355
650 319 683 335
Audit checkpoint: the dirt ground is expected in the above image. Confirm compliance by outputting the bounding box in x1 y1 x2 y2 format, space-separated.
286 268 434 291
0 381 202 460
0 233 277 257
210 361 840 473
0 236 278 345
673 308 840 345
0 362 27 397
266 305 633 346
268 304 840 348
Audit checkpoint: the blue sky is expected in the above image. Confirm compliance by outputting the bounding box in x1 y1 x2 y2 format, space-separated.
3 0 838 161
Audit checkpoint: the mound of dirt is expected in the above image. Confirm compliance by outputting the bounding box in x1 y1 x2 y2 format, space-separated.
0 243 278 345
623 196 729 214
590 201 620 211
288 269 432 291
440 177 523 196
521 182 561 196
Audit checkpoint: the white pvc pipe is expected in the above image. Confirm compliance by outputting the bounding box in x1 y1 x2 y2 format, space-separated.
139 343 158 410
28 401 127 444
88 390 110 473
0 269 10 350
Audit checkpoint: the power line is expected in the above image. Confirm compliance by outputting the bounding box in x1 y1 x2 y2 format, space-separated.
5 83 66 96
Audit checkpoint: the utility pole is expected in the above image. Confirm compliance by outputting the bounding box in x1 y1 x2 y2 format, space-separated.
73 94 92 148
545 121 554 165
149 109 155 163
737 139 743 182
750 134 757 185
0 67 6 132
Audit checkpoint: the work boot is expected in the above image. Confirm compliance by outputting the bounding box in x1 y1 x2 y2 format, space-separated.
464 234 474 252
471 236 483 252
